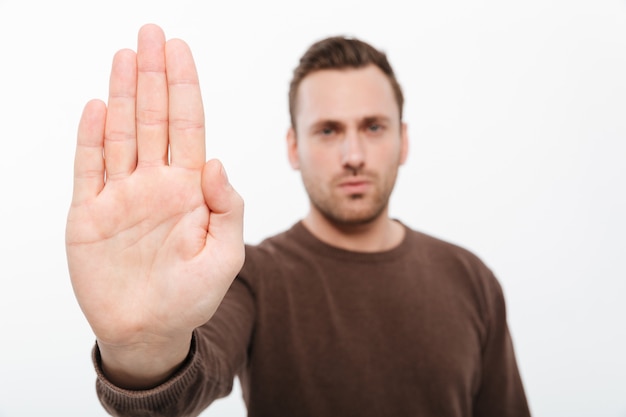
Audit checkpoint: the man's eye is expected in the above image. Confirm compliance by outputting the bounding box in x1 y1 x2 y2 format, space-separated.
321 128 334 135
368 124 381 132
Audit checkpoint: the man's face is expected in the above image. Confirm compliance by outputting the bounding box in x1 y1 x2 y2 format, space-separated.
288 65 408 226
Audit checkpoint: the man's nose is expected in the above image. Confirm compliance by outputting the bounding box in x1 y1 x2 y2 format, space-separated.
341 131 365 173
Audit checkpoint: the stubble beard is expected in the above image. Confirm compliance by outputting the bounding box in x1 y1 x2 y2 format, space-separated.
303 170 398 227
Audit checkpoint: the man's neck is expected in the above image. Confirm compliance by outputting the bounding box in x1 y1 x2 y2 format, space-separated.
302 210 405 253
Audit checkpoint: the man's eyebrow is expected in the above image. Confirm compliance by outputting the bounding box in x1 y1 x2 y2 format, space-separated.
309 120 344 132
361 115 392 124
307 115 393 133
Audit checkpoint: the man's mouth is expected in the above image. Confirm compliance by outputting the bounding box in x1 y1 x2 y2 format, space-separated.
338 178 371 194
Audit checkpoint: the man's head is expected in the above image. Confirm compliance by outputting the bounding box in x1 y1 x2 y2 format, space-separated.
287 36 409 228
288 36 404 131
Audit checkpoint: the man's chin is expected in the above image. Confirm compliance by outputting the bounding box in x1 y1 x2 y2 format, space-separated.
321 207 386 228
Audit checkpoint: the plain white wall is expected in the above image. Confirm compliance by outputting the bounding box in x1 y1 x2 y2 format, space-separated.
1 0 625 416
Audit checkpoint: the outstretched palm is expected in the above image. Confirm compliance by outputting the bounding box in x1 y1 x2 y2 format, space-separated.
65 25 244 384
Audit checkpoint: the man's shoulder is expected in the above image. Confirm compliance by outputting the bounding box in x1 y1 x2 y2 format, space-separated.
239 223 304 278
402 225 488 267
403 225 505 306
244 223 300 255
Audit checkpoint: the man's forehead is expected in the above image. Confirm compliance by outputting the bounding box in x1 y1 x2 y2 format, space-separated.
295 65 399 125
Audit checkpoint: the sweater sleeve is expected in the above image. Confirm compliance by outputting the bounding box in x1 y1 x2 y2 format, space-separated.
93 277 255 417
473 272 531 417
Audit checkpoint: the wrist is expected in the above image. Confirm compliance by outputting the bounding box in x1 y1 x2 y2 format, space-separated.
96 332 193 390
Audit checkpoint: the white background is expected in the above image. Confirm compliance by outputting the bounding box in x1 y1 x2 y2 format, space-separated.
1 0 625 416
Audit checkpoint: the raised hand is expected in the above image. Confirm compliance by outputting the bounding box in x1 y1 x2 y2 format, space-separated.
65 24 244 388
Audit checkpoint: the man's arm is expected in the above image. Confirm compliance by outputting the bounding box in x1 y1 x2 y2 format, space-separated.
473 274 531 417
66 24 244 390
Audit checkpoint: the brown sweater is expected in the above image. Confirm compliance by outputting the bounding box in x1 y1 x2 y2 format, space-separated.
95 222 530 417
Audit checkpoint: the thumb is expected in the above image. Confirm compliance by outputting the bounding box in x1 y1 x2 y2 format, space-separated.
201 159 245 242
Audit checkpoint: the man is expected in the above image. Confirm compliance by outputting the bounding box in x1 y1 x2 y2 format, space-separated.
66 24 530 416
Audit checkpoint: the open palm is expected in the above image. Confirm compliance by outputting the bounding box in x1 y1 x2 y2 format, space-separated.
65 25 244 384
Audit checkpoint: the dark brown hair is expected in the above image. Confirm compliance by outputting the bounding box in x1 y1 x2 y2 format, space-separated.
288 36 404 130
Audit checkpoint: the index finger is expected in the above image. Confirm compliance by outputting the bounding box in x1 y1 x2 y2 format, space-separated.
166 38 206 169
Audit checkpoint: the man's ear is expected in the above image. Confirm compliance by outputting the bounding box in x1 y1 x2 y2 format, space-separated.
286 127 300 170
400 122 409 165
